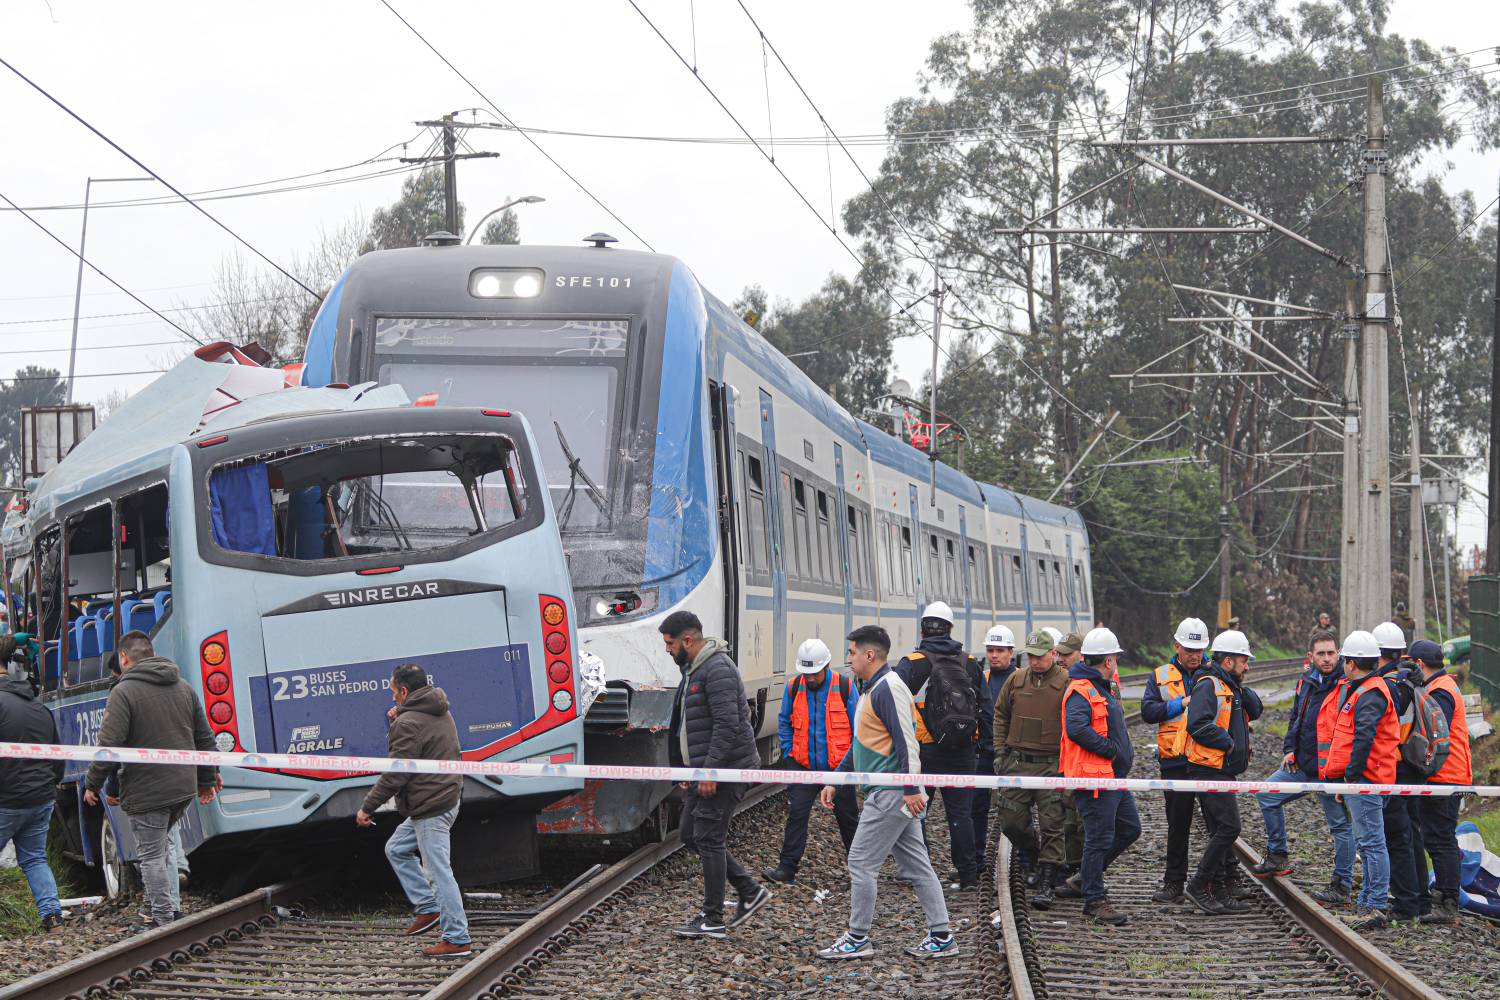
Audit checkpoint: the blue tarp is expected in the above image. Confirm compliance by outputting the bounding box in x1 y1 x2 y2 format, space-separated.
209 465 276 556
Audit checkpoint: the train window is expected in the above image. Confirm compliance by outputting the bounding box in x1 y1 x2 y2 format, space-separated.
880 519 896 594
899 525 913 596
944 539 958 603
860 511 875 596
790 477 812 584
1074 562 1087 611
744 454 769 577
927 535 941 601
846 506 860 593
1011 554 1024 607
968 545 982 605
815 491 836 587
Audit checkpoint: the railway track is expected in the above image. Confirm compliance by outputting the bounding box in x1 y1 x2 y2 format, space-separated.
989 661 1447 1000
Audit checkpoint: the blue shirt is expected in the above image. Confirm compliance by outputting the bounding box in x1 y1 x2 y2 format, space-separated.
778 671 859 772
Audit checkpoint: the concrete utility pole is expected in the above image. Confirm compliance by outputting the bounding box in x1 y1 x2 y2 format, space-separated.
1488 170 1500 574
1409 391 1425 636
928 278 944 505
1358 78 1393 626
1218 501 1232 628
1341 278 1362 634
442 114 459 236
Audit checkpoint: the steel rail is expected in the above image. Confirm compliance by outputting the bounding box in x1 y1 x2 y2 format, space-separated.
993 835 1035 1000
0 880 309 1000
426 783 782 1000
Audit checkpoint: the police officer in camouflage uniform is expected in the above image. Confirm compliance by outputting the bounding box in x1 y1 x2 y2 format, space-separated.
993 629 1077 909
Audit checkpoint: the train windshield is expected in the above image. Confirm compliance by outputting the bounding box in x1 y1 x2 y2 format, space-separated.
372 317 628 532
201 431 532 565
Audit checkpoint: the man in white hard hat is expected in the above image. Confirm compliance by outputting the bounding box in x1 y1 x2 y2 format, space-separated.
765 638 860 885
1180 630 1263 916
972 624 1017 870
1060 626 1139 925
1321 630 1399 931
894 601 991 891
1371 620 1427 924
1140 617 1211 904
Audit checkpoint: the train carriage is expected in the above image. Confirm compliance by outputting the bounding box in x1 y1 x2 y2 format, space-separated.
303 237 1093 837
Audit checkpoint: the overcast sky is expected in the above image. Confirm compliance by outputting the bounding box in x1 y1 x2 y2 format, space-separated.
1 1 1496 555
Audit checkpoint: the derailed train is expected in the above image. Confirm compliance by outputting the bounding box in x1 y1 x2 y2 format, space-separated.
301 235 1094 839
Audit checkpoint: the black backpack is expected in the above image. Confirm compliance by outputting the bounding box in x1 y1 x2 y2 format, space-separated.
918 649 979 751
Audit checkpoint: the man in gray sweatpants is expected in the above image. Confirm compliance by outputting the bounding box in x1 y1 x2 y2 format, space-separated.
817 625 956 960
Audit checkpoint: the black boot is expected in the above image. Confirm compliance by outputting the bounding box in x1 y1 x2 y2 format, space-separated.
1053 869 1083 899
1151 881 1184 904
1184 879 1224 915
1418 894 1461 925
1031 863 1056 910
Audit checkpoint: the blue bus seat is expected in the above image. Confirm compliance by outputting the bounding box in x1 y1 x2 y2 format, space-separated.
118 599 141 629
79 622 101 660
68 619 87 662
93 618 114 655
153 591 171 620
127 604 156 633
44 642 62 688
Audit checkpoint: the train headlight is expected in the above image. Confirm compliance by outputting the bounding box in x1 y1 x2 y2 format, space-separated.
551 689 574 712
469 267 545 299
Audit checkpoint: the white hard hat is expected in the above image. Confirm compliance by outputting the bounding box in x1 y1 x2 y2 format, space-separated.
985 624 1016 648
921 601 955 625
1042 626 1064 644
795 638 832 674
1173 617 1210 650
1340 630 1382 659
1210 629 1253 659
1080 627 1123 656
1372 621 1406 651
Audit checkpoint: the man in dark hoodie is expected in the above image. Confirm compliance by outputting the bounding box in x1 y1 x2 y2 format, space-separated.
84 632 218 929
1061 627 1139 926
1250 629 1355 904
895 601 992 892
0 645 66 931
662 610 770 939
1181 629 1263 916
357 662 471 958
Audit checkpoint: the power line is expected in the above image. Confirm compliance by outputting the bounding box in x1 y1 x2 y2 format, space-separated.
0 187 203 346
0 369 166 384
0 55 320 301
377 0 656 251
0 339 183 356
0 294 299 327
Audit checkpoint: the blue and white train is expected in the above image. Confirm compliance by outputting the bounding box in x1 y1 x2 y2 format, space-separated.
302 236 1094 836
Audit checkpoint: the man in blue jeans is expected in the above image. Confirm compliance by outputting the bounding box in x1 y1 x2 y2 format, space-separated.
358 663 471 958
0 659 65 931
1250 629 1355 904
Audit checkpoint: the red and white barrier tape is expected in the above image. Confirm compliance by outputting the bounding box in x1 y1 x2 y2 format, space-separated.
2 741 1496 797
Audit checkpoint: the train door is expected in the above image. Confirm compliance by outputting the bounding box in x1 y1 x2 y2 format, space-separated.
709 382 742 656
906 483 924 626
833 443 853 638
758 390 787 676
958 506 973 649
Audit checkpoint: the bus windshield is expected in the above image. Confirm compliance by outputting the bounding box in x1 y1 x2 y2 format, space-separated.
202 431 531 565
372 317 628 532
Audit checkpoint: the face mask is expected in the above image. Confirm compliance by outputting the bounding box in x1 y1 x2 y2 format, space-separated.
673 645 691 668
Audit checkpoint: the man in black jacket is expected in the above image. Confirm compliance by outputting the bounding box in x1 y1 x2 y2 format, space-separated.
0 653 65 930
662 610 770 939
1182 630 1263 915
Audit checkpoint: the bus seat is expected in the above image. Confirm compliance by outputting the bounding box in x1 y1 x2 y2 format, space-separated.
128 604 156 633
119 599 141 627
44 643 62 688
69 619 88 661
79 622 101 660
94 618 114 655
154 591 171 620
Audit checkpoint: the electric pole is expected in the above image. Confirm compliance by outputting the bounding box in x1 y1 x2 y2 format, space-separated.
1341 278 1362 634
1409 391 1425 636
1488 169 1500 574
928 278 944 505
1358 77 1392 626
404 115 500 236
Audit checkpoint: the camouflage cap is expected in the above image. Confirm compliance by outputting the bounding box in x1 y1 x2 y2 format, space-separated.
1023 630 1055 656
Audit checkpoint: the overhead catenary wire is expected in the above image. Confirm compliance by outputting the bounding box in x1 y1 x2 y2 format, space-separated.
378 0 656 251
0 56 320 302
0 187 204 347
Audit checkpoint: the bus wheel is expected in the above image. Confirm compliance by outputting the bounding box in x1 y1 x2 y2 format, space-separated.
98 812 138 899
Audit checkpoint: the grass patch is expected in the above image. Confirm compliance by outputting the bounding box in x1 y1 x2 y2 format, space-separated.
0 823 86 939
1470 809 1500 855
1259 718 1289 739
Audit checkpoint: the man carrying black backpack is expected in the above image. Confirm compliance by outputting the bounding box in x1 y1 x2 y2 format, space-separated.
895 602 992 891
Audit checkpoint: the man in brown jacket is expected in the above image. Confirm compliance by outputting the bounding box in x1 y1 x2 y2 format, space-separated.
356 663 470 958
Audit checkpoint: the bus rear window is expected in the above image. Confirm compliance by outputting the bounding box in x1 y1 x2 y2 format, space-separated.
204 433 529 563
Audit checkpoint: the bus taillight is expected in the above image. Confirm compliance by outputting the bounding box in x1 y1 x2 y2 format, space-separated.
537 596 575 721
200 631 241 752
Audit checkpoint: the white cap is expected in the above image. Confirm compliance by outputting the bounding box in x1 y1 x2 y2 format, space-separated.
1042 626 1064 644
1080 627 1123 656
1372 621 1406 651
921 601 955 625
1173 617 1210 650
1211 629 1253 659
795 638 832 674
985 624 1016 648
1340 630 1382 659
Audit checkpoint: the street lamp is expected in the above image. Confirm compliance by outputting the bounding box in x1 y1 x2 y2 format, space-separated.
465 195 545 245
68 176 154 403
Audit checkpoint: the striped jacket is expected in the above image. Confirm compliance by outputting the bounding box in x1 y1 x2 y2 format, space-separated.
837 664 921 794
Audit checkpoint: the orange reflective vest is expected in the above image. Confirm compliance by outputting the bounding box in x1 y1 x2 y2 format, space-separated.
1425 673 1473 785
1313 678 1346 774
1185 675 1235 770
1322 675 1399 784
1059 679 1113 781
787 673 853 770
1154 662 1191 759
